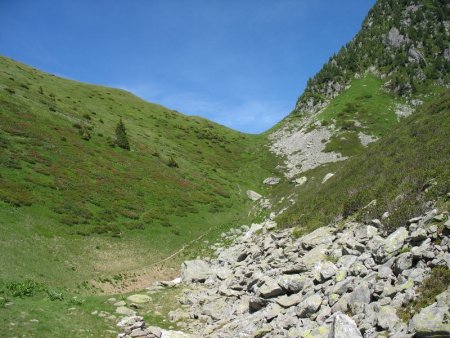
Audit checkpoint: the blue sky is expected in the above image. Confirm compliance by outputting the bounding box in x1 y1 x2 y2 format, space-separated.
0 0 375 133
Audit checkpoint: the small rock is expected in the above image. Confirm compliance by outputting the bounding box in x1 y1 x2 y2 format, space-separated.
246 190 262 201
295 176 308 186
147 326 162 338
258 278 284 298
249 296 269 312
115 306 136 317
319 261 338 281
322 173 335 184
127 294 152 304
276 294 302 308
263 177 280 185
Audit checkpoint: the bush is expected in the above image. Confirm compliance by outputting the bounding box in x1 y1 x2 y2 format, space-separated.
6 279 44 298
46 289 65 301
67 296 84 306
79 126 91 141
0 181 34 206
115 118 130 150
167 156 179 168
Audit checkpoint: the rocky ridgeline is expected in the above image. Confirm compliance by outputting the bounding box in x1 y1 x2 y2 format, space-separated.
118 209 450 338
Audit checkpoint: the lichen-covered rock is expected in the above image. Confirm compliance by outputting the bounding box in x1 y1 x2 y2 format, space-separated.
409 290 450 336
376 305 399 331
329 312 362 338
296 294 322 318
375 227 408 262
301 227 335 249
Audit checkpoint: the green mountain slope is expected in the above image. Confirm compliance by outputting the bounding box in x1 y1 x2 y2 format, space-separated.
267 0 449 234
0 55 276 290
269 0 448 177
276 90 450 233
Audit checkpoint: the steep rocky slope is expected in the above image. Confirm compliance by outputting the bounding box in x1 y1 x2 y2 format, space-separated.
269 0 449 178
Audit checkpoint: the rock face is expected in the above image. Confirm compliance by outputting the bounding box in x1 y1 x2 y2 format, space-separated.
117 209 450 338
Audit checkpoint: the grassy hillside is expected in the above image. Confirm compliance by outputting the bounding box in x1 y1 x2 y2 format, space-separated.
305 74 444 157
276 89 450 234
0 55 276 291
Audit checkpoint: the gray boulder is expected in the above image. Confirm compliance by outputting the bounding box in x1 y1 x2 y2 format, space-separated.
276 294 302 308
277 274 311 293
409 289 450 336
301 227 335 249
348 282 371 307
319 261 338 281
394 253 413 274
296 294 322 318
410 228 427 242
329 312 362 338
375 227 408 262
376 305 399 331
302 244 329 268
258 277 284 298
181 259 211 283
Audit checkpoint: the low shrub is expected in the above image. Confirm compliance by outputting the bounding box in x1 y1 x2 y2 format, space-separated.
6 279 44 298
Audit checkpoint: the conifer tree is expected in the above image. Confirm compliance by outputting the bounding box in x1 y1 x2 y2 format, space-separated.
115 118 130 150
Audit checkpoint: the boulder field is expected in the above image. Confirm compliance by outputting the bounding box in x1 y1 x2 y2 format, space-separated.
118 209 450 337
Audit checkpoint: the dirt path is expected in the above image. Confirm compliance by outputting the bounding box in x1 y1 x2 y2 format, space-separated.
93 228 213 294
